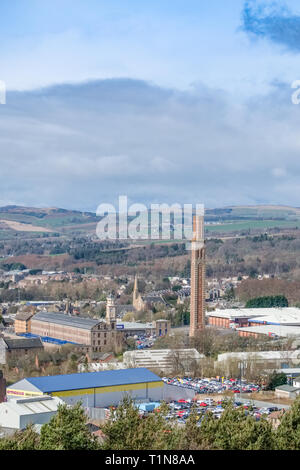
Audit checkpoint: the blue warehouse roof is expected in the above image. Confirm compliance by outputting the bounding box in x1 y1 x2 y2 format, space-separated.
25 368 162 393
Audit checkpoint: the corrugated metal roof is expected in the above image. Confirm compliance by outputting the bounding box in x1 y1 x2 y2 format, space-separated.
0 396 63 416
32 312 101 330
25 368 161 393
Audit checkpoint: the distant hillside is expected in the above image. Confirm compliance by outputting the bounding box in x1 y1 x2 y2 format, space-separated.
0 206 100 237
0 204 299 239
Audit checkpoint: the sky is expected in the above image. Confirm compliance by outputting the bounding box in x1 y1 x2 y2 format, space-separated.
1 0 300 210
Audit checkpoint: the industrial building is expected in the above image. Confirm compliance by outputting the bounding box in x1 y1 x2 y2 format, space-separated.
207 307 300 338
237 325 300 339
0 396 64 431
123 349 204 374
116 319 170 338
7 368 164 407
217 351 300 371
29 310 123 354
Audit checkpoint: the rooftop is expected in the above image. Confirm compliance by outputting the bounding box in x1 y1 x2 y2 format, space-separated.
2 337 43 350
217 351 300 362
237 325 300 338
0 396 63 417
15 312 34 321
208 307 300 322
275 385 300 392
32 312 101 330
11 368 161 393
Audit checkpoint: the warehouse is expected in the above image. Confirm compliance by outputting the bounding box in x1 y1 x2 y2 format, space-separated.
7 368 164 407
0 396 64 431
208 307 300 329
237 325 300 339
123 349 204 374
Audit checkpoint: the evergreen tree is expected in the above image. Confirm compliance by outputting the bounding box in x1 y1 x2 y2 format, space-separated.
194 400 274 450
39 402 99 450
276 397 300 450
100 396 183 450
0 424 39 450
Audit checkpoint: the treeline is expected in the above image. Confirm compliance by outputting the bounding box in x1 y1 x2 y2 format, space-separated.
236 278 300 306
0 281 110 302
1 396 300 450
246 295 288 308
1 231 300 281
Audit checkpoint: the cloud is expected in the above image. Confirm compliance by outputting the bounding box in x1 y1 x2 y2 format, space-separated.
241 0 300 52
0 78 300 211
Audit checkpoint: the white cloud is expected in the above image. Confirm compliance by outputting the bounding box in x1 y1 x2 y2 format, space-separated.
0 78 299 211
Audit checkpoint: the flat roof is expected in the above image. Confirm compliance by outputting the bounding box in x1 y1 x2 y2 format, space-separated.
217 351 300 361
0 396 63 416
13 368 161 393
117 321 153 330
238 325 300 338
208 307 300 322
32 312 101 330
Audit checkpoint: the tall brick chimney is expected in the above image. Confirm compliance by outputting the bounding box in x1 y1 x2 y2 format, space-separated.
189 214 206 337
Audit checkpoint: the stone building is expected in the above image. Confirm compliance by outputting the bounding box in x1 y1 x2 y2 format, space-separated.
30 311 123 355
14 311 35 334
0 337 44 365
132 275 166 312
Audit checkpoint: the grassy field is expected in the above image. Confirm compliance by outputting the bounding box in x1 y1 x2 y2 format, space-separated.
206 219 300 233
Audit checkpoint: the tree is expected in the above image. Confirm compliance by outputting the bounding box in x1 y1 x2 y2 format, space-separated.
0 424 39 450
39 402 99 450
266 371 287 391
194 400 275 450
246 295 288 309
100 396 183 450
276 397 300 450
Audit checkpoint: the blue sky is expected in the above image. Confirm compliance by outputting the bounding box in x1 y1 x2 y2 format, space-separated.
0 0 299 94
1 0 300 210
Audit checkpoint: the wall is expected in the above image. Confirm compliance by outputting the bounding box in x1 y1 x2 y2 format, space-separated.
162 384 196 402
19 410 57 430
0 371 6 403
0 406 18 429
50 383 163 407
14 319 31 334
208 316 230 328
0 339 6 365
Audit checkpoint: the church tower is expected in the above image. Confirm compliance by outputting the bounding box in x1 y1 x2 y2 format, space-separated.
133 275 138 302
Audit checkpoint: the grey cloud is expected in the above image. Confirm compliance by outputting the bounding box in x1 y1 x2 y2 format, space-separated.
0 78 299 211
242 0 300 52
